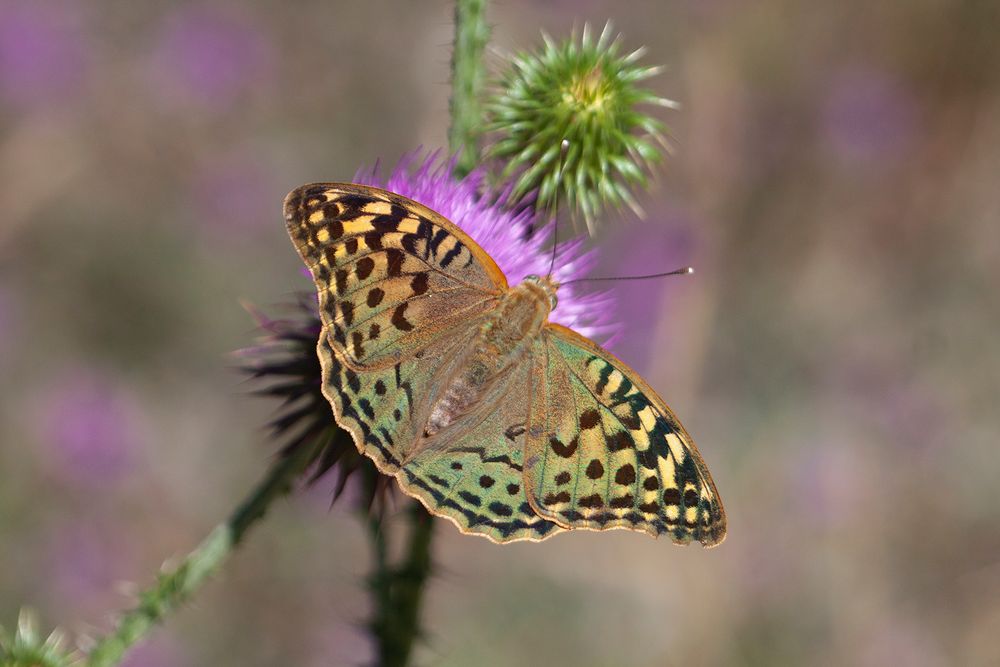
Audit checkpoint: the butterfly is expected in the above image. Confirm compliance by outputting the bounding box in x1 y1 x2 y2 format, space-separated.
284 183 726 546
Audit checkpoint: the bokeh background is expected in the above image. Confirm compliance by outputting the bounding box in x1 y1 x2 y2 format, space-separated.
2 1 999 665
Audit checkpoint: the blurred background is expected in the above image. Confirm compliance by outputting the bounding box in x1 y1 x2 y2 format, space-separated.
1 1 999 665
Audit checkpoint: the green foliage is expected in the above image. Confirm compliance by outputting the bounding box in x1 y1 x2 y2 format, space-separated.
488 23 675 232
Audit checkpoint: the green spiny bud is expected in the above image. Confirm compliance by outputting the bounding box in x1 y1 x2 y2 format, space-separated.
0 610 79 667
487 22 676 233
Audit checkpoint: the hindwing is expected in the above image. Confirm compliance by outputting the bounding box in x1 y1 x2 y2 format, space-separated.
523 324 727 547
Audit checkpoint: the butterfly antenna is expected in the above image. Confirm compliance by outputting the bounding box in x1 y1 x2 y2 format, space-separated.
561 265 694 286
546 139 571 279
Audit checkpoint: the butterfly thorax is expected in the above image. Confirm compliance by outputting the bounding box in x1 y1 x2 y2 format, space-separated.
423 275 557 438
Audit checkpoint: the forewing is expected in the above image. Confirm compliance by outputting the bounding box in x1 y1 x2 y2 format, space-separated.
284 183 506 370
397 359 563 543
523 324 726 547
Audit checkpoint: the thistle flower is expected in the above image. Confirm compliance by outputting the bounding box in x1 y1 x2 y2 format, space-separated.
240 153 613 510
487 23 676 232
239 298 391 513
0 610 78 667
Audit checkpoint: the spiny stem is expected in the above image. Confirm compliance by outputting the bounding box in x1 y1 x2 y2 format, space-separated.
367 504 435 667
449 0 489 177
388 505 434 666
84 435 326 667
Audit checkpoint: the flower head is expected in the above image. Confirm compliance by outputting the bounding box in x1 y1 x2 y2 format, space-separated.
487 23 675 232
238 298 392 513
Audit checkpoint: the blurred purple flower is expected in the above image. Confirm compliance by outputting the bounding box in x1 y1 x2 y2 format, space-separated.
38 369 140 485
191 151 278 235
0 2 88 108
356 153 615 341
823 67 917 165
149 6 273 110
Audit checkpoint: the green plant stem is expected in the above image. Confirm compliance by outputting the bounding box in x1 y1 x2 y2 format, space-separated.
449 0 489 177
366 504 435 667
85 436 325 667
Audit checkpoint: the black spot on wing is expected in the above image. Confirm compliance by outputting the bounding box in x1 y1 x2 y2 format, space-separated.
489 502 513 517
439 239 465 267
410 272 429 295
366 287 384 307
385 248 404 277
337 194 372 211
615 464 636 485
549 436 578 458
355 256 375 280
594 362 614 396
458 490 481 506
429 228 449 255
391 303 415 332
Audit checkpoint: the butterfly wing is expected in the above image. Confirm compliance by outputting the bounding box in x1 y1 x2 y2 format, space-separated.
523 323 727 547
285 183 506 471
396 357 564 543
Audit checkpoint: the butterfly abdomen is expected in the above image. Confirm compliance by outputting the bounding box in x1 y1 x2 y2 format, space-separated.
422 280 552 440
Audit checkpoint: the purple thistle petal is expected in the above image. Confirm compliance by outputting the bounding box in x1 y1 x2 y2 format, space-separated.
354 152 617 343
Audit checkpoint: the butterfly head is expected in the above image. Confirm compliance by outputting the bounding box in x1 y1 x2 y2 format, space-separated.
522 274 559 311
